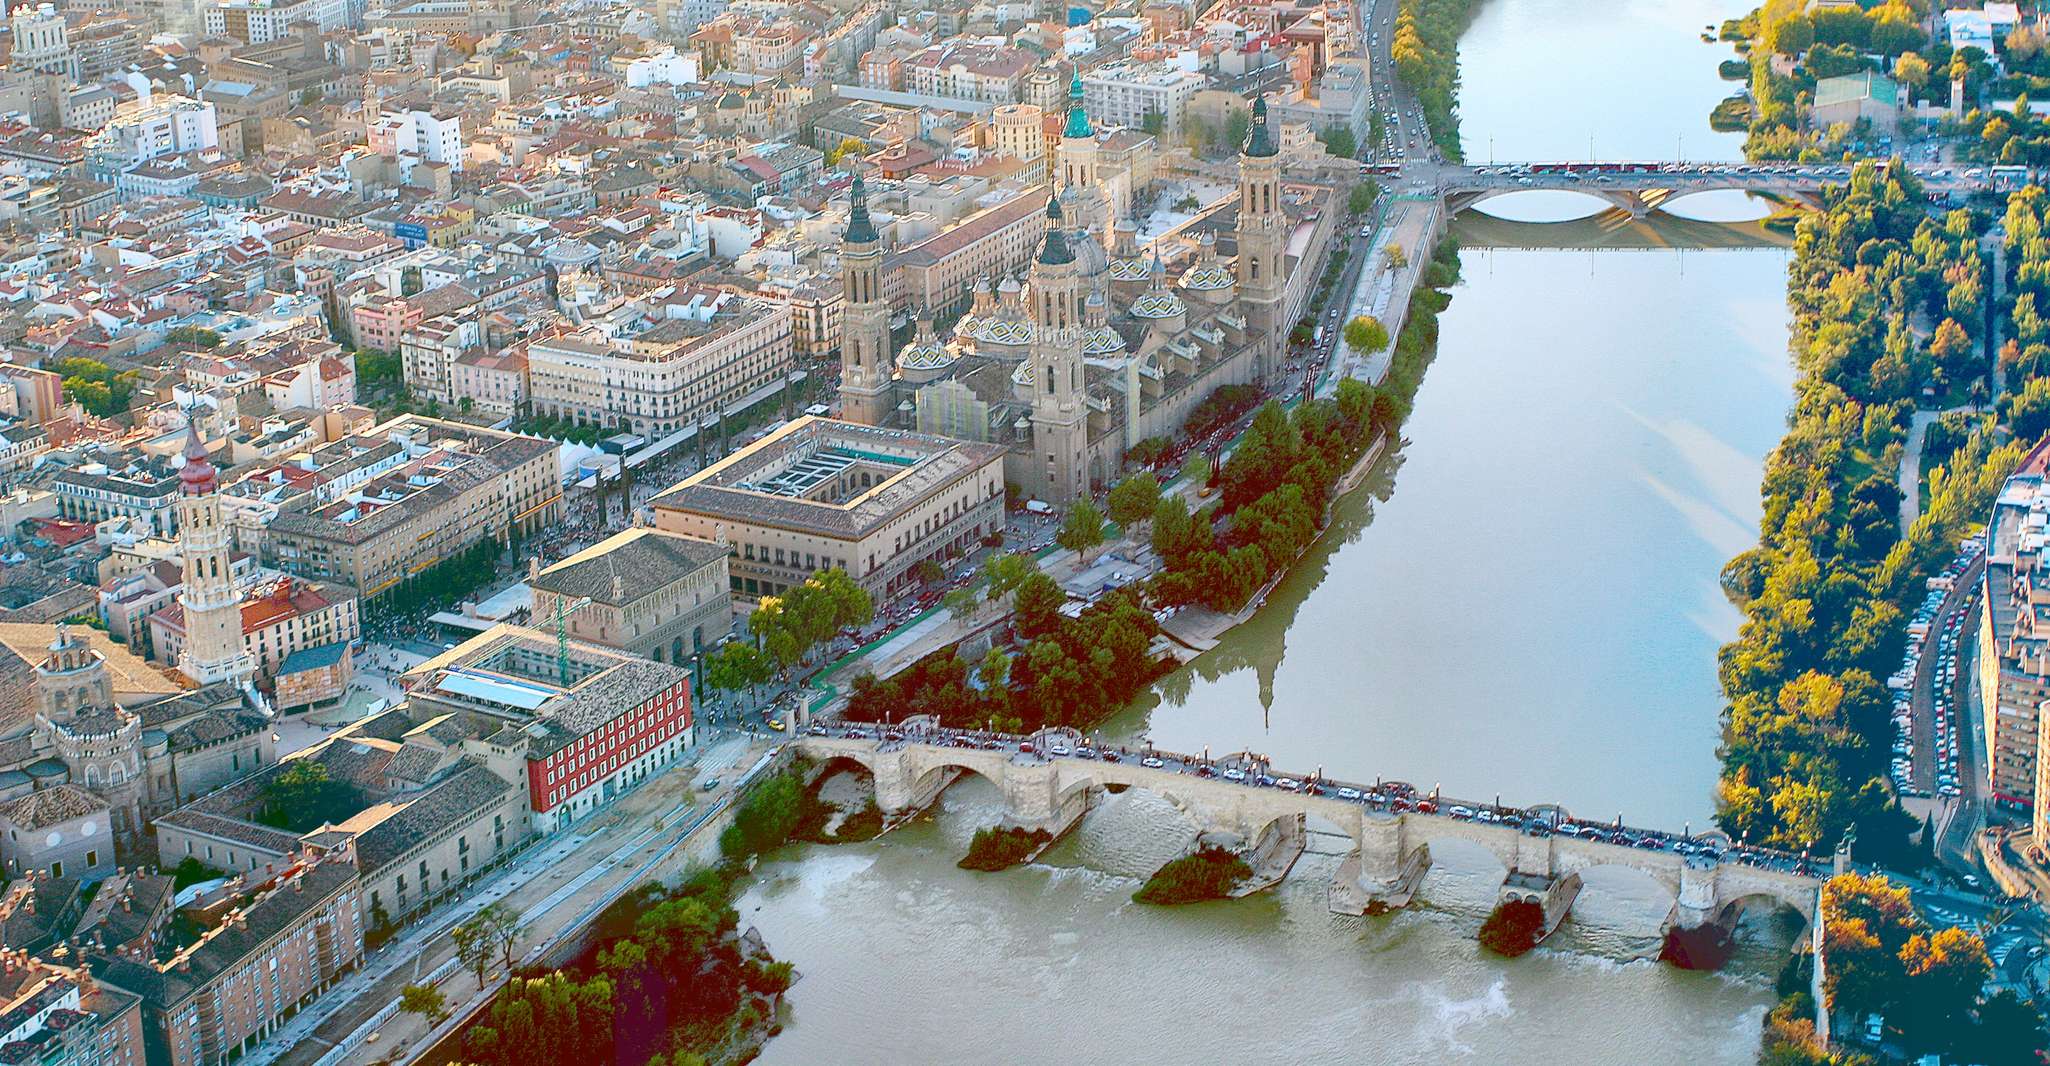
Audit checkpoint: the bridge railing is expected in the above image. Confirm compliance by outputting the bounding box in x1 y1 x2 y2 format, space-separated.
799 722 1824 877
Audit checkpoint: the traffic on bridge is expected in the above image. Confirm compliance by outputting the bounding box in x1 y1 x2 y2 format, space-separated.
802 719 1828 881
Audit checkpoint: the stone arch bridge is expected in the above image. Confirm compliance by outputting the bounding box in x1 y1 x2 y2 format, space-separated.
1434 162 1989 220
795 724 1828 948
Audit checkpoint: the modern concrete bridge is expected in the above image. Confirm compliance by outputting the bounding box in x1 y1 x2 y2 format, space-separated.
1429 162 1994 219
795 719 1832 948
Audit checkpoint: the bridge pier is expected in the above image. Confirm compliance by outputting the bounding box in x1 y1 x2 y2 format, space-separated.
1498 871 1582 943
1330 811 1430 916
997 761 1091 840
1230 814 1306 898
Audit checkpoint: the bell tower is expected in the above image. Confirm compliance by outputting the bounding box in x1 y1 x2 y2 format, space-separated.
1029 196 1088 502
173 418 253 687
838 174 892 426
1235 95 1287 380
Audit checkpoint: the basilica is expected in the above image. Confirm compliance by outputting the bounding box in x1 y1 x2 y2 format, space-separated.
835 85 1341 502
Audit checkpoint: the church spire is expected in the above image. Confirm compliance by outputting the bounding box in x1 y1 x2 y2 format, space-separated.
1037 195 1074 265
844 173 878 245
1243 95 1277 158
1063 70 1091 140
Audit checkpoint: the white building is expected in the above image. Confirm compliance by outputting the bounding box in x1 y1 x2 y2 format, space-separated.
368 108 464 174
88 94 219 175
624 48 701 88
203 0 347 44
1081 60 1207 138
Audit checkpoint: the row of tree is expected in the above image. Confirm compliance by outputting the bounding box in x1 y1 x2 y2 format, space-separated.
1390 0 1480 161
1713 162 2015 864
701 568 875 709
365 537 501 622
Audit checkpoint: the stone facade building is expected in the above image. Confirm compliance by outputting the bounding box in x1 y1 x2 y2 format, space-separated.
528 528 731 665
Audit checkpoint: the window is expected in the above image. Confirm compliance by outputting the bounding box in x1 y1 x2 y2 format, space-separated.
86 849 97 868
49 861 61 878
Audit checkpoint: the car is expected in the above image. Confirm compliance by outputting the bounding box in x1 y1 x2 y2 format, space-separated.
1048 744 1071 757
1222 768 1247 781
700 777 720 791
1141 756 1165 768
1448 805 1475 818
1076 746 1097 758
981 739 1005 750
1336 787 1363 800
1100 750 1121 762
1018 741 1035 754
807 724 829 736
1276 778 1301 791
1415 801 1437 814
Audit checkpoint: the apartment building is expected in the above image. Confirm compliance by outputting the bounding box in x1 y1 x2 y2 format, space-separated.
265 417 559 601
92 849 365 1066
886 187 1048 318
148 575 359 681
651 416 1006 603
1081 61 1206 138
0 957 145 1066
1983 437 2050 826
202 0 346 44
526 291 793 437
903 42 1035 103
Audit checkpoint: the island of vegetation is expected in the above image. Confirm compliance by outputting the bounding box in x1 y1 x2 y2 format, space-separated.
1476 899 1546 958
1132 847 1252 905
958 826 1054 872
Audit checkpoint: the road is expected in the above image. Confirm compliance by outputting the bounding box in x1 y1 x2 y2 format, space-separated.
258 731 769 1066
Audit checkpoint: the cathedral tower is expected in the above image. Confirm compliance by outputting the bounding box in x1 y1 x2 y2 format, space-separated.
1235 95 1287 380
1029 196 1089 502
173 420 252 687
838 174 893 426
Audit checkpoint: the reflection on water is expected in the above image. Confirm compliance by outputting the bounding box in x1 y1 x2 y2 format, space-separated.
740 1 1800 1058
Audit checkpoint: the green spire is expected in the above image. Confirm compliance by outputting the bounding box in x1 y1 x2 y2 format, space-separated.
1063 70 1091 139
1037 195 1074 266
1243 95 1276 158
844 173 878 245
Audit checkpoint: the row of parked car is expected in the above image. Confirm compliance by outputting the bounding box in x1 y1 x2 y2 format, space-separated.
1889 536 1984 799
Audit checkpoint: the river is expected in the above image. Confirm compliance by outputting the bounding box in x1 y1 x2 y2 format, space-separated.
739 2 1799 1062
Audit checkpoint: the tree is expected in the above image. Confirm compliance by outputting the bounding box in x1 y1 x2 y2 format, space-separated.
2008 375 2050 443
1319 126 1356 160
1898 926 1992 1049
1478 899 1546 957
1056 498 1105 561
943 587 979 621
1894 52 1932 94
1141 109 1165 136
1383 243 1407 270
719 773 804 860
980 551 1035 601
400 983 449 1025
1179 451 1212 488
1012 572 1066 641
453 915 495 987
475 902 522 971
166 325 223 349
1975 990 2048 1066
1348 183 1378 215
1768 14 1815 55
1107 473 1161 527
823 137 867 167
1343 315 1390 356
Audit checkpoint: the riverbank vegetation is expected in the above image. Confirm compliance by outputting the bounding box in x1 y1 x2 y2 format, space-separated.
459 770 814 1066
1476 899 1545 957
1132 847 1250 904
1149 237 1460 615
1715 163 2013 862
1391 0 1480 159
1801 873 2041 1062
958 826 1052 871
843 577 1164 733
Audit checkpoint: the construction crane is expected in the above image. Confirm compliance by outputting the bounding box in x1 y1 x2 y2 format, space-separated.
547 594 594 684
